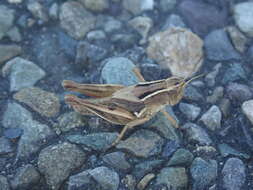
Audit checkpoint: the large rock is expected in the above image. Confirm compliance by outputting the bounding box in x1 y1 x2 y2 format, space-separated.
2 57 45 92
234 2 253 37
178 0 228 36
14 87 60 117
147 27 203 78
38 142 86 190
59 1 96 39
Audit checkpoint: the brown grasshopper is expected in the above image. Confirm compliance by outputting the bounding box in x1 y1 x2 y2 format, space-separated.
62 68 202 146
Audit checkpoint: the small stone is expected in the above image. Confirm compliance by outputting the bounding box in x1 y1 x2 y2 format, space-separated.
68 170 93 190
111 33 138 49
7 0 22 3
137 173 155 190
89 166 119 190
162 14 186 30
14 87 60 117
219 98 231 118
147 27 203 78
159 0 177 12
2 57 45 92
123 0 154 15
184 85 204 102
182 123 213 146
54 112 85 133
156 167 188 189
101 57 139 86
6 26 22 42
234 2 253 37
0 44 22 64
222 63 247 84
116 129 164 158
167 148 194 166
0 6 15 40
0 137 13 155
133 160 163 180
0 175 10 190
190 158 217 190
204 29 241 61
222 158 246 190
226 26 247 53
205 63 222 87
128 16 153 44
194 146 217 159
38 142 86 190
97 16 122 34
218 143 249 159
87 30 106 41
162 140 180 157
200 105 222 131
242 100 253 125
66 132 118 151
179 103 201 121
102 152 131 170
226 83 253 102
78 0 109 12
49 3 59 20
59 1 96 39
206 86 224 104
122 174 136 190
178 0 227 36
27 1 49 22
10 164 40 189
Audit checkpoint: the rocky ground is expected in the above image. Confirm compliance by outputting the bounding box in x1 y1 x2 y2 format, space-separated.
0 0 253 189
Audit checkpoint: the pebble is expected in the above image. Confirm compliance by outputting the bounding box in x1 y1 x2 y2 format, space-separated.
38 142 86 190
27 1 49 22
68 170 93 190
3 128 23 140
122 174 136 190
54 112 85 134
6 27 22 42
66 132 118 151
7 0 22 3
10 164 40 189
204 29 240 61
89 166 119 190
128 16 153 44
137 173 155 190
87 30 106 41
222 63 247 84
205 63 222 87
182 123 213 145
78 0 109 12
222 158 246 190
102 151 131 171
101 57 139 85
200 105 222 131
123 0 154 15
207 86 224 104
242 100 253 125
116 129 164 158
156 167 188 189
0 175 10 190
111 33 137 49
133 160 163 180
178 0 227 36
233 2 253 37
218 143 249 159
2 102 54 161
190 157 217 190
147 27 203 78
2 57 46 92
184 85 204 102
226 82 253 102
162 14 186 30
98 16 122 34
0 44 21 64
219 98 231 118
167 148 194 167
179 102 201 121
59 1 96 39
0 6 15 40
162 140 180 157
49 3 59 20
159 0 177 12
14 87 60 117
226 26 247 53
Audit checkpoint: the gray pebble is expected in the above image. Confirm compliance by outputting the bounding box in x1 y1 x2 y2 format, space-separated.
200 105 222 131
179 102 201 121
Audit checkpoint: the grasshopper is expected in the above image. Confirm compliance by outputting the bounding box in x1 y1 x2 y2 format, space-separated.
62 68 202 146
